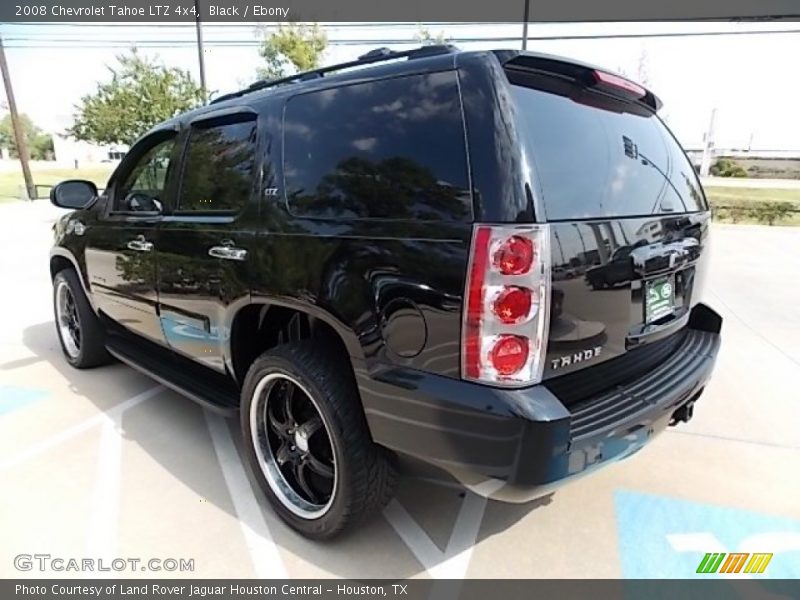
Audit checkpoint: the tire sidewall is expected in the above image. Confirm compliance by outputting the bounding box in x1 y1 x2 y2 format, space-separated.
53 270 85 367
53 268 109 369
240 353 353 538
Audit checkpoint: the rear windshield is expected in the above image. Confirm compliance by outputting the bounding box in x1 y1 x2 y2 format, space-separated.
510 84 707 220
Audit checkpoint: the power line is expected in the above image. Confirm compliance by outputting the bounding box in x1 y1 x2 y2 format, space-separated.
9 27 800 40
4 27 799 49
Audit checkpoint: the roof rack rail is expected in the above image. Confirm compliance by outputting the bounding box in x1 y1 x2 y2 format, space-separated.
210 44 459 105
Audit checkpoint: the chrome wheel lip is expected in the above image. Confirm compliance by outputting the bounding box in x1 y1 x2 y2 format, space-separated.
249 372 337 519
55 281 80 359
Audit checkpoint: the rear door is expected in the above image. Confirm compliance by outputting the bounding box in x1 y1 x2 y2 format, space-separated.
156 109 260 373
504 61 710 381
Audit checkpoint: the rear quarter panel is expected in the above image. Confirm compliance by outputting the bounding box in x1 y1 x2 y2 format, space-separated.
249 91 472 378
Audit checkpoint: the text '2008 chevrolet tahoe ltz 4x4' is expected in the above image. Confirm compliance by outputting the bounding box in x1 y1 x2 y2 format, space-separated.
49 45 722 539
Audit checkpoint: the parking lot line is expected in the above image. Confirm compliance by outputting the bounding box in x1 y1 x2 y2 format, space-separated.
384 499 443 571
384 479 503 579
85 415 124 566
204 410 287 579
3 204 798 579
667 429 800 451
434 493 489 578
0 385 48 416
0 385 163 472
707 289 800 369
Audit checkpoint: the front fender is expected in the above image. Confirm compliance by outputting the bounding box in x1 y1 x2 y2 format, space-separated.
50 247 96 313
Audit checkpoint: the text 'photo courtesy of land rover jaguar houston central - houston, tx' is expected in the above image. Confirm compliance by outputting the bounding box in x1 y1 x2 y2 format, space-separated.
48 45 722 539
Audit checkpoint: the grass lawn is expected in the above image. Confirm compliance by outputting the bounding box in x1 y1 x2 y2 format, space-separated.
704 186 800 226
0 166 114 201
704 186 800 204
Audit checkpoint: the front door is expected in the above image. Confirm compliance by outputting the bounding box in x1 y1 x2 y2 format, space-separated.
156 111 259 373
84 130 180 344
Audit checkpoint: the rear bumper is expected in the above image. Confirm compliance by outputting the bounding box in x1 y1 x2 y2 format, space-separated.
358 308 721 503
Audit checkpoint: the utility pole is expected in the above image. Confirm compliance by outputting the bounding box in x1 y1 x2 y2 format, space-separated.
521 0 530 50
573 223 587 257
0 34 35 201
194 0 208 103
699 108 717 177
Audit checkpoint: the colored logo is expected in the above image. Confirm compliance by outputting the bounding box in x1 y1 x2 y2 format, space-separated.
614 489 800 579
696 552 773 574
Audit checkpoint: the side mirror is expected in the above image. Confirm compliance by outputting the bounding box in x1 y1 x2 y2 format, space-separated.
50 180 98 209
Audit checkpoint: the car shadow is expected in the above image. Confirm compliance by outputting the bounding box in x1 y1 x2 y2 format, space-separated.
14 320 550 578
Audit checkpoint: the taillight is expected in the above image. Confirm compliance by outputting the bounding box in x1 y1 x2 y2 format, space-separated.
489 334 529 375
462 224 551 386
492 286 533 324
493 235 534 275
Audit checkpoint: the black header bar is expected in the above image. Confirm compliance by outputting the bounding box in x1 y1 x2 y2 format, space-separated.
2 0 800 23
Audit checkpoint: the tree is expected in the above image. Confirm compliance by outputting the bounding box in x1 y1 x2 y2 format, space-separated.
0 113 53 159
710 158 747 178
69 48 205 146
257 23 327 81
415 25 449 46
750 202 794 226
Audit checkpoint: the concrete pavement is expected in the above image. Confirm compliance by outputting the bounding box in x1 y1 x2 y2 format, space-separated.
0 201 798 579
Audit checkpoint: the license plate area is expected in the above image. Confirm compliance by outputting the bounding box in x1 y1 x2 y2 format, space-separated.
644 275 676 323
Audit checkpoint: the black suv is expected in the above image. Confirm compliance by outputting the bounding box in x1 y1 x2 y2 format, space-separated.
49 46 721 539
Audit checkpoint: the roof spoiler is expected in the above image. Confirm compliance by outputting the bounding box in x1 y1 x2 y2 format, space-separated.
494 50 662 112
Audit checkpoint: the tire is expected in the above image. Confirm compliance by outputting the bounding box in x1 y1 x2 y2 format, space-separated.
240 341 397 539
52 269 111 369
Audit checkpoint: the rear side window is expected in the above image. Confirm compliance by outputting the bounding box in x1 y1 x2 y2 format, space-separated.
510 84 706 220
178 115 257 212
283 71 471 221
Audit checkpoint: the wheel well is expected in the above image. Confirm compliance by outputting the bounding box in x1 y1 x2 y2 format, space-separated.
50 256 74 279
230 304 354 385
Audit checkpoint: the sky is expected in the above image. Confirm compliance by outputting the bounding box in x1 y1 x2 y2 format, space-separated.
1 21 799 150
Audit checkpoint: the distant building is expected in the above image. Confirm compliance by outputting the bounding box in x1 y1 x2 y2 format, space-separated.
52 135 127 167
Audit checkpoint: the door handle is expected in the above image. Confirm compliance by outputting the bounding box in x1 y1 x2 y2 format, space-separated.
208 241 247 261
127 235 154 252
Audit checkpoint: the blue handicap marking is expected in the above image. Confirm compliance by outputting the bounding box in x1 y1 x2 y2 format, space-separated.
0 385 49 416
615 489 800 579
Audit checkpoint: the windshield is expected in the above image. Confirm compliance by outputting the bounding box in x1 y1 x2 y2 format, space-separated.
510 84 707 220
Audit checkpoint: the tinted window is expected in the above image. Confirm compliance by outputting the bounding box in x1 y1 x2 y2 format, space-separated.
283 72 471 221
116 136 175 212
510 85 706 220
178 116 257 212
